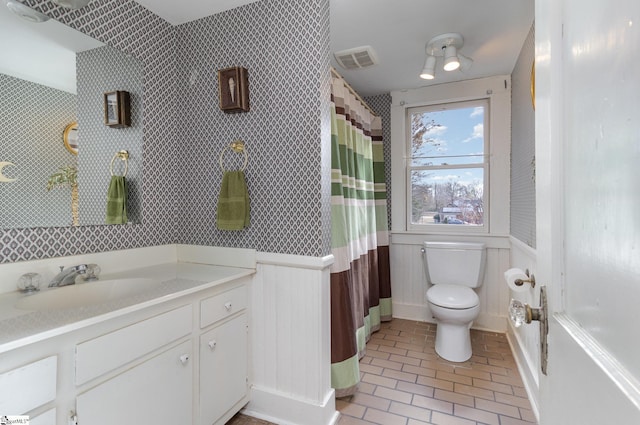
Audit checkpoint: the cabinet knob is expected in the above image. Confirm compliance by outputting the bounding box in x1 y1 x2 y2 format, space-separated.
224 301 232 311
179 354 190 365
208 340 217 350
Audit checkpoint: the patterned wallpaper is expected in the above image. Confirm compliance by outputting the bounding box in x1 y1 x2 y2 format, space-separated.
77 45 143 225
364 93 392 230
0 74 77 228
1 0 331 263
510 24 536 248
0 0 178 263
174 0 331 256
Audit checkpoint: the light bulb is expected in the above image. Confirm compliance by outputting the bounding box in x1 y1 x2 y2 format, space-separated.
420 55 436 80
443 45 460 71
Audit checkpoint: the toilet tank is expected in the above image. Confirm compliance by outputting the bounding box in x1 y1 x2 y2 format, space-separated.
423 242 486 288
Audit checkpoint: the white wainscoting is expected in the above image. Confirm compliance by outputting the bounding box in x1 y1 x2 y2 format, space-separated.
506 236 540 420
245 252 339 425
390 233 511 332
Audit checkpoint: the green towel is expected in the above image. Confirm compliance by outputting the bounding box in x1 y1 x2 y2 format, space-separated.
217 170 250 230
106 175 127 224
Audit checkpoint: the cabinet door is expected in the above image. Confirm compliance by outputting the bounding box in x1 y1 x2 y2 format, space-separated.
77 341 192 425
200 314 248 425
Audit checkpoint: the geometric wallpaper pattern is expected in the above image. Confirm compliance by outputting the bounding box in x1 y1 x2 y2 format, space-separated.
509 24 536 248
1 0 178 263
364 93 393 230
174 0 331 256
77 45 143 225
1 0 331 263
0 73 77 228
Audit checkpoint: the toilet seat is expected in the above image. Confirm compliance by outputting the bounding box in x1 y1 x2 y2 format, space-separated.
427 284 479 309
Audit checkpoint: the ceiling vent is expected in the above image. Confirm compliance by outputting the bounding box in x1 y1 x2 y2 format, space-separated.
334 45 379 70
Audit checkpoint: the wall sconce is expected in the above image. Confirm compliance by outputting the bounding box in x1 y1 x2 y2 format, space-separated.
420 33 473 80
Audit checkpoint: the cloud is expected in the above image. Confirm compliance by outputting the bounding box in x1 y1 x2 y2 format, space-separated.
470 107 484 118
462 123 483 143
425 125 447 136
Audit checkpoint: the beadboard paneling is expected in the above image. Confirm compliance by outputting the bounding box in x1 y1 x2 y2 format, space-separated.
248 253 337 425
390 235 511 332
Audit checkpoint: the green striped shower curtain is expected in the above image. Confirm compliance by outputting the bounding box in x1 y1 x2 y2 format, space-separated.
330 76 392 398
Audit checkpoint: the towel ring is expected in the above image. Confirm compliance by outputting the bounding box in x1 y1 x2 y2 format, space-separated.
110 150 129 177
219 140 248 171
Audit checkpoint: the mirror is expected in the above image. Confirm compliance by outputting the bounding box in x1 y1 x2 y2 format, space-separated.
0 2 143 229
63 122 79 155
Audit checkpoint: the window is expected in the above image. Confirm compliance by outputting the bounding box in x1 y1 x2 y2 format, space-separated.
407 99 488 230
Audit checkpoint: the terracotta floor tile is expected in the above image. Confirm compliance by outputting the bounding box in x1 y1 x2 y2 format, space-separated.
452 382 495 401
474 398 521 418
411 394 453 414
337 398 367 418
396 381 435 398
494 392 533 410
363 408 409 425
471 377 514 395
362 372 399 389
233 319 538 425
416 375 455 392
382 368 419 383
388 401 432 422
407 419 432 425
430 411 476 425
352 392 393 410
371 357 405 371
433 389 475 408
374 386 414 404
453 404 500 425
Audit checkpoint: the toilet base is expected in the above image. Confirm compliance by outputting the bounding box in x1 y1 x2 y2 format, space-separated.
434 321 473 363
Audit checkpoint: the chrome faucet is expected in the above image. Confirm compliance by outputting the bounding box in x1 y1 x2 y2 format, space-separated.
49 264 88 288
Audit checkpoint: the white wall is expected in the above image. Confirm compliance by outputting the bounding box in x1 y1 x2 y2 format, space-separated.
246 252 338 425
506 237 540 419
388 76 513 332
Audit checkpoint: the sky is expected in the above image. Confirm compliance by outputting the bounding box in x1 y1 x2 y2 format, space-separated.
412 104 486 186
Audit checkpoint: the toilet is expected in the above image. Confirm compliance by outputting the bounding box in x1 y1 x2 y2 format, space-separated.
423 241 486 362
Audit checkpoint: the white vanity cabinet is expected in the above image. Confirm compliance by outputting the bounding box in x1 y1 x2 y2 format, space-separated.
0 269 252 425
75 305 194 425
199 284 249 425
77 340 193 425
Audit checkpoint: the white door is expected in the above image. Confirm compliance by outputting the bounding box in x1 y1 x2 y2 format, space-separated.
536 0 640 423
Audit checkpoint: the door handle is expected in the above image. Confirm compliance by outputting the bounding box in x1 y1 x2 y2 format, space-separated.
509 286 549 375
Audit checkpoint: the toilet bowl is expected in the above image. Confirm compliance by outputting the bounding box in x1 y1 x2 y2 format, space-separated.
422 242 486 362
426 284 480 362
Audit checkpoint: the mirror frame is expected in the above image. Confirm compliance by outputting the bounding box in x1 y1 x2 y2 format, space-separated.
63 121 78 155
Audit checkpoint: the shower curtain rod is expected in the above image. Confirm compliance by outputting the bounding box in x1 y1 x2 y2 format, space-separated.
330 67 379 117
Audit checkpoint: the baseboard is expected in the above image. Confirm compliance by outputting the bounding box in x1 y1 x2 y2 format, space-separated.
244 385 339 425
391 302 429 322
392 302 506 332
506 321 540 422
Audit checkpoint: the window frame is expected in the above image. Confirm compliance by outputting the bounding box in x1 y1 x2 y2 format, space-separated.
390 76 511 238
405 99 490 234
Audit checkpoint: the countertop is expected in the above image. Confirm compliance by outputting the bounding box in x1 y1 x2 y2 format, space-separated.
0 262 254 354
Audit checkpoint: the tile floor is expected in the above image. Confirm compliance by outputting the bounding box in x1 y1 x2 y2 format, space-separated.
227 319 537 425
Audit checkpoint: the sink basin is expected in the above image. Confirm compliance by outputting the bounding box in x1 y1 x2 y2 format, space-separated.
15 278 159 311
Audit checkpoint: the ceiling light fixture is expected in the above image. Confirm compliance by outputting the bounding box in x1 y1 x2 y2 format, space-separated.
419 55 436 80
5 0 50 23
419 33 472 80
51 0 92 9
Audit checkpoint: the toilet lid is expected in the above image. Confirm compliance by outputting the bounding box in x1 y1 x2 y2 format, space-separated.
427 284 479 309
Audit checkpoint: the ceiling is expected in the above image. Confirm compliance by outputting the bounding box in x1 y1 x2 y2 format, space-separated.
2 0 534 97
0 1 103 93
132 0 533 97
